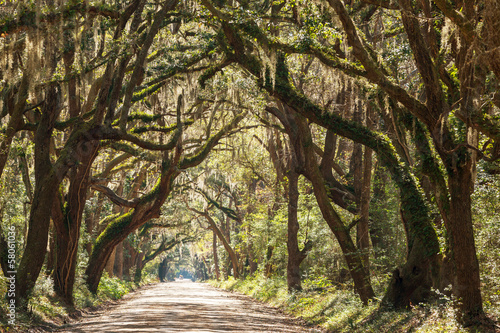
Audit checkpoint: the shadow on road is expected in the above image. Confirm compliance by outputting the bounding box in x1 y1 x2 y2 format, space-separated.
59 280 321 332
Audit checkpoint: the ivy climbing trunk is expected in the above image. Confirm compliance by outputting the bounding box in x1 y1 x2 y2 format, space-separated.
85 157 180 293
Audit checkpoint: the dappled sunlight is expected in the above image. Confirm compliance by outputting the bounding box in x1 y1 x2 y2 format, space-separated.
59 280 322 333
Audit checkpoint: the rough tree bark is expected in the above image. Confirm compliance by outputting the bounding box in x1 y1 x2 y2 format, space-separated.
286 168 311 291
16 86 62 306
53 142 99 305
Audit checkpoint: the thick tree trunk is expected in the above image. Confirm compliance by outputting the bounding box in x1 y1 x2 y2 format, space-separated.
53 142 98 305
448 167 483 322
16 86 60 306
54 225 80 305
87 229 129 293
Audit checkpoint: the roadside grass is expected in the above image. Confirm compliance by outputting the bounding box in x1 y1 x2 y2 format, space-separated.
208 273 494 333
0 272 159 332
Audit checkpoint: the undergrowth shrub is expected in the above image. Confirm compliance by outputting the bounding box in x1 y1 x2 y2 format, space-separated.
98 272 135 300
209 272 471 333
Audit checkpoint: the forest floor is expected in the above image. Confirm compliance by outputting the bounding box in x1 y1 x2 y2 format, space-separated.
53 279 325 333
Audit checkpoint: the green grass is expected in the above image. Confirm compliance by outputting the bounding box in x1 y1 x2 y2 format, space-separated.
0 272 160 332
209 273 492 333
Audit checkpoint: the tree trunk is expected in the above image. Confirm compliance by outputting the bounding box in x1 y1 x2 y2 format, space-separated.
16 86 60 306
84 214 94 256
114 242 124 279
0 225 9 278
213 231 220 280
369 162 389 254
357 145 372 273
448 166 483 322
304 147 375 304
45 225 55 276
205 214 240 279
287 112 375 303
158 258 168 282
247 237 258 275
53 142 98 305
85 153 182 293
123 240 138 280
286 169 310 291
105 248 117 277
270 101 374 303
0 74 29 180
264 245 274 277
134 252 145 284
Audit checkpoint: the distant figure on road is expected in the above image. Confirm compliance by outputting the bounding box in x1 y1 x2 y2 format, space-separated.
179 275 183 280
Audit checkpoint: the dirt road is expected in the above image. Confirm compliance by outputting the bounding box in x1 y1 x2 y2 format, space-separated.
58 280 323 332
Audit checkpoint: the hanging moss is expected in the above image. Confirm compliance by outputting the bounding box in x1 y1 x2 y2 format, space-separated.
0 1 117 35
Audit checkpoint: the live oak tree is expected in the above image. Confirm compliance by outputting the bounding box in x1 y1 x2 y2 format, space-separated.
1 0 500 329
0 0 244 304
193 0 500 325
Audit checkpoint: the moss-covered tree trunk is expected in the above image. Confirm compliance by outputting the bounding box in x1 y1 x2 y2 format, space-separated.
85 156 180 293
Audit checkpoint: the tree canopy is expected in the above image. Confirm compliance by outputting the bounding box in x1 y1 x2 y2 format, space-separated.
1 0 500 330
